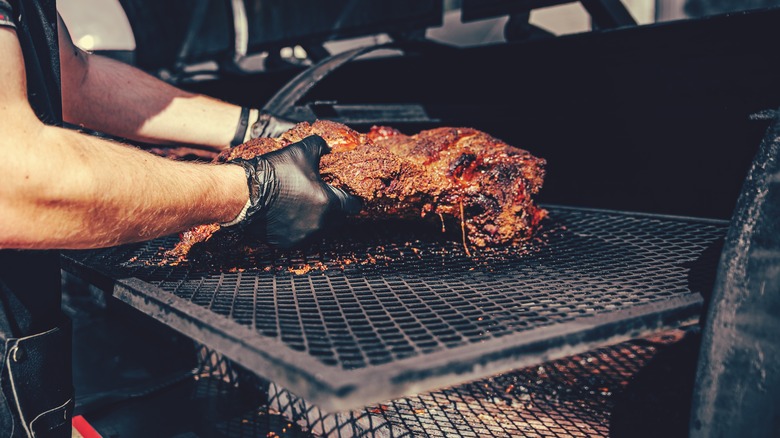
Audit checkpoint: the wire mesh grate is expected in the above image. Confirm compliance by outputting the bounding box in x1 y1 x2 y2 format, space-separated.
185 364 309 438
199 331 685 437
367 340 657 437
63 206 726 408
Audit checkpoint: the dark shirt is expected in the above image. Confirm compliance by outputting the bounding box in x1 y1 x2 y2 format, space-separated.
0 0 63 337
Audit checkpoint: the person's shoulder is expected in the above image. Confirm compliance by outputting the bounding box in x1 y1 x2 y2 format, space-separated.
0 0 15 30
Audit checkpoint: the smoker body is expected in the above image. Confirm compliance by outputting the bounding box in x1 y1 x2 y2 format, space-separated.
62 4 780 436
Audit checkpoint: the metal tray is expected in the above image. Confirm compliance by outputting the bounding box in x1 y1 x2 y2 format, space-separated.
61 206 727 411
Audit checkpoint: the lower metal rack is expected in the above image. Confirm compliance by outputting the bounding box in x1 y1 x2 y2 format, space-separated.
61 205 727 411
257 331 690 437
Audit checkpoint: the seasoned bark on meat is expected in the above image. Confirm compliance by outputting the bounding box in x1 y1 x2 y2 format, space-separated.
166 120 545 261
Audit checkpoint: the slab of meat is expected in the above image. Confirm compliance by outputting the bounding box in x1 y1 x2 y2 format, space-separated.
167 120 545 261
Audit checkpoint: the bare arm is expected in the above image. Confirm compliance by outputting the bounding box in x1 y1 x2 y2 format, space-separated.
0 27 247 249
58 15 242 150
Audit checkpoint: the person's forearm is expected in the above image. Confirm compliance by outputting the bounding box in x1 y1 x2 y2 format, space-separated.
62 52 242 150
0 124 247 249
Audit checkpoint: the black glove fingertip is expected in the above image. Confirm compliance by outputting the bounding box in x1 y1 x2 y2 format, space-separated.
344 195 362 215
301 135 331 157
328 185 362 215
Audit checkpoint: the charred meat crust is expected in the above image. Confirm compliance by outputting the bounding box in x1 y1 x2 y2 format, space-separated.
167 120 546 261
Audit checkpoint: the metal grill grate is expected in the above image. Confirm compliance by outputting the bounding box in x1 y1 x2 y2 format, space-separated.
62 206 727 410
214 333 681 437
369 340 659 437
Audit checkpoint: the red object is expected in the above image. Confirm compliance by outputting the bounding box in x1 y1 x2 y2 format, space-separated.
72 415 102 438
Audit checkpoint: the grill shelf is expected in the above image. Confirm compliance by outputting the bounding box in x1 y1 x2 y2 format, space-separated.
261 334 685 437
61 206 727 411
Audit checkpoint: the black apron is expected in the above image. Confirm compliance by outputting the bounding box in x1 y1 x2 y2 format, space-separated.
0 1 73 436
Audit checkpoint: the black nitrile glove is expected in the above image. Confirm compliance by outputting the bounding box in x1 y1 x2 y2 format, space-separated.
225 135 362 248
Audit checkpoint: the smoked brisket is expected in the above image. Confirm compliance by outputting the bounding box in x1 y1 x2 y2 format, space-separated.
168 120 546 261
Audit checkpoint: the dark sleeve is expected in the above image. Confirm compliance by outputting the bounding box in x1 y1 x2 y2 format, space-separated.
0 0 15 29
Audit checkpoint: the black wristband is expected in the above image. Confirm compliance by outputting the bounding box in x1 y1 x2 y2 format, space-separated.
230 106 251 147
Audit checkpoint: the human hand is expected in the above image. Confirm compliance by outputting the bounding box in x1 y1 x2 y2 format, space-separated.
226 135 361 248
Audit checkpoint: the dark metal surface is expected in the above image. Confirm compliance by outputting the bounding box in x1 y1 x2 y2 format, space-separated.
61 206 726 410
689 112 780 436
278 9 780 220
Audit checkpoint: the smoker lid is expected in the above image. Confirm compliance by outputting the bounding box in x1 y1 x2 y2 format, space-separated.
61 206 726 411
